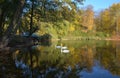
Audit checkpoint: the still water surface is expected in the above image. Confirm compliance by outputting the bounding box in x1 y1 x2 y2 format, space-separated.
13 40 120 78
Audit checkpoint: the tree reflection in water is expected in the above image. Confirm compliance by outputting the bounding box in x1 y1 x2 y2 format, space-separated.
12 40 120 78
13 44 89 78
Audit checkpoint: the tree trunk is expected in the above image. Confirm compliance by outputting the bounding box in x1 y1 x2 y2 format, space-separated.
5 0 25 37
0 0 25 48
29 0 34 36
0 9 6 37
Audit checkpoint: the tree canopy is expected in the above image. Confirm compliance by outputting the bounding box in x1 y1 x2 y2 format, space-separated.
0 0 120 40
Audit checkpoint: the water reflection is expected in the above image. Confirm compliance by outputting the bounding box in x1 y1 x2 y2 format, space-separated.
12 40 120 78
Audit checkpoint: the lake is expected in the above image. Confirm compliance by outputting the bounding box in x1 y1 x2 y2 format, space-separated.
2 40 120 78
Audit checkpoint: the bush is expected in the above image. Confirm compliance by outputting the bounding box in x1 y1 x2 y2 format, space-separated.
96 32 107 38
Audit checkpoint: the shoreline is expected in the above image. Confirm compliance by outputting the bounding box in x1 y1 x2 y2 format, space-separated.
52 37 120 41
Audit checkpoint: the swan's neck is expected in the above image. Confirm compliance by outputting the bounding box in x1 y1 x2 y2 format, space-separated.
61 47 62 52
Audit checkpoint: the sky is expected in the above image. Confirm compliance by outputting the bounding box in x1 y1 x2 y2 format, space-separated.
80 0 120 11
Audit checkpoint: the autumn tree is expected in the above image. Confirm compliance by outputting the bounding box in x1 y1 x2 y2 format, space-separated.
81 5 94 31
109 3 120 35
95 3 120 36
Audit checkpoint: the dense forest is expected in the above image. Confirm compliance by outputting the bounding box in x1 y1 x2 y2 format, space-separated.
0 0 120 43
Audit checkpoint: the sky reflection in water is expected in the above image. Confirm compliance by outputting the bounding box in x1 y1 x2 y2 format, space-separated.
80 61 120 78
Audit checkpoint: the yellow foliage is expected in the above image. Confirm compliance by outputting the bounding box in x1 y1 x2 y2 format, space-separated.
81 6 94 31
74 20 79 25
69 26 75 32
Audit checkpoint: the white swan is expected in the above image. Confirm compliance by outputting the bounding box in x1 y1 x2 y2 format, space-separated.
55 44 69 53
55 44 67 49
61 46 67 49
55 45 61 48
60 44 69 53
61 49 69 53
